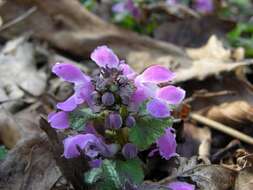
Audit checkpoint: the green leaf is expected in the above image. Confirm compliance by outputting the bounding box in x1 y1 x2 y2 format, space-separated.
129 116 172 150
0 146 7 160
69 108 98 131
84 168 103 184
98 159 121 190
116 159 144 185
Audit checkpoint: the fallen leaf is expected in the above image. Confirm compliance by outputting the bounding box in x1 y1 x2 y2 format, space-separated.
0 107 42 148
0 135 61 190
0 36 47 111
179 165 237 190
235 167 253 190
204 101 253 130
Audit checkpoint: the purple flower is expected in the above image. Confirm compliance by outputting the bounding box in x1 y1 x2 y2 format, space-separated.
51 46 134 114
149 128 177 160
130 65 185 118
122 143 138 159
63 134 101 159
52 63 93 111
167 181 195 190
112 0 141 19
193 0 213 13
63 134 118 159
48 111 69 129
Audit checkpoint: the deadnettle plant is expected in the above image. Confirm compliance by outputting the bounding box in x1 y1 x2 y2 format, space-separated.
48 45 186 189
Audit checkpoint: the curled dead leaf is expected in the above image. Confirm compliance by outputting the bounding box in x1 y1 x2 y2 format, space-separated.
204 101 253 130
186 35 231 61
0 135 61 190
235 167 253 190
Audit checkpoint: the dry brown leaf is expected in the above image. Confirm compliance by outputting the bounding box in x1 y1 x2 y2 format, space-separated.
187 35 231 61
0 135 61 190
235 167 253 190
180 165 237 190
0 36 47 111
204 101 253 130
160 158 237 190
172 35 252 82
0 107 42 148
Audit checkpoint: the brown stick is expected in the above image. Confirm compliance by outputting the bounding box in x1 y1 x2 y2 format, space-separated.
190 113 253 145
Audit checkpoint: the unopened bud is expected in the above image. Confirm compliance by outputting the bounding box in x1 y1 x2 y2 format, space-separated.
122 143 138 159
105 113 122 129
102 92 115 106
125 115 136 128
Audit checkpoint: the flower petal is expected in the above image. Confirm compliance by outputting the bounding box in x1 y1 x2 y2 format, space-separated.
52 63 89 84
147 99 171 118
157 85 185 105
167 181 195 190
194 0 213 13
63 134 99 159
48 111 69 129
130 86 149 106
90 46 119 68
74 81 94 104
112 2 125 13
156 128 177 160
57 94 78 112
119 63 136 79
140 65 176 84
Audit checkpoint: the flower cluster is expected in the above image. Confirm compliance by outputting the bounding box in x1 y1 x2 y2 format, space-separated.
112 0 214 19
112 0 141 19
48 45 186 188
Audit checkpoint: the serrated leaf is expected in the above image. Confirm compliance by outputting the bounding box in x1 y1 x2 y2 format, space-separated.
100 159 121 190
69 108 97 131
84 168 102 184
129 116 172 150
116 159 144 185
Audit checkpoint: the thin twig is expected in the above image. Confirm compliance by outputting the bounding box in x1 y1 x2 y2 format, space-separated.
211 140 241 163
190 113 253 145
184 90 236 104
0 6 37 32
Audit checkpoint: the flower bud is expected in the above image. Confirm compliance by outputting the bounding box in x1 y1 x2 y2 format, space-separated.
122 143 138 159
125 115 136 128
102 92 115 106
105 113 122 129
118 75 128 85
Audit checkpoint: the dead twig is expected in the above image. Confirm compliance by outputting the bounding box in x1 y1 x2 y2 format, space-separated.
184 89 236 104
211 140 241 163
0 6 37 32
190 113 253 145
